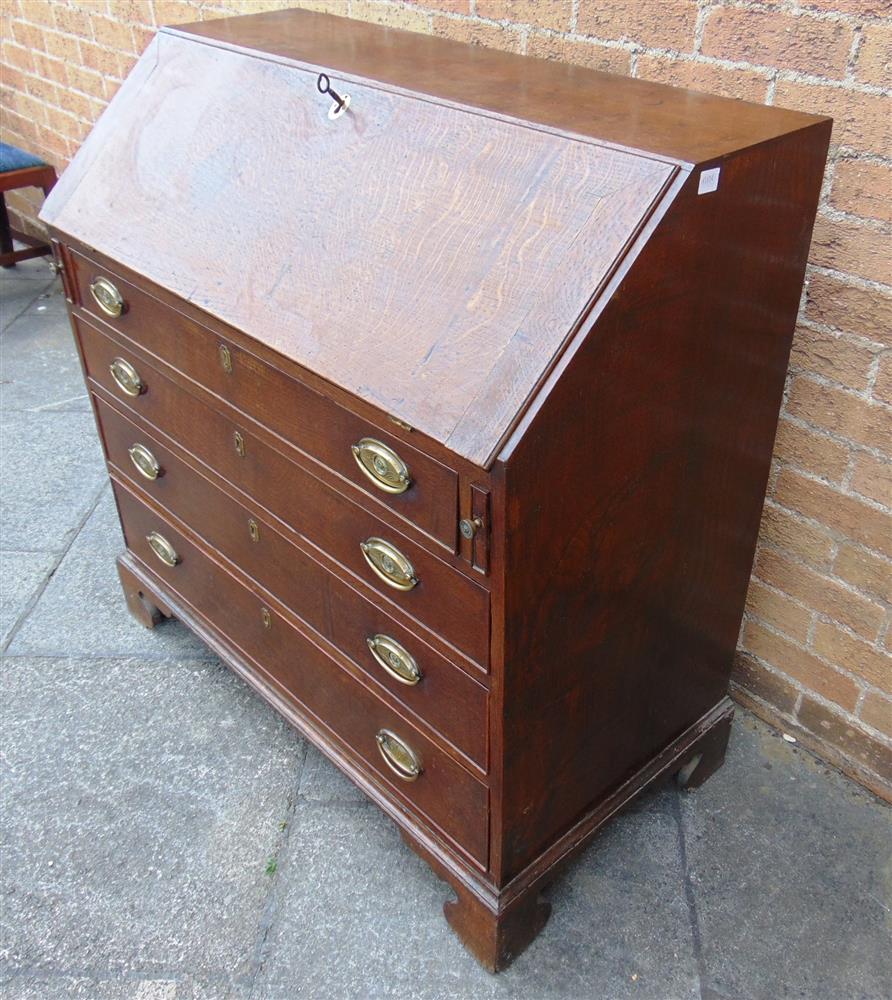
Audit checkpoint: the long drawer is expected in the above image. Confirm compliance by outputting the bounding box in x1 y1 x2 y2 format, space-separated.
96 394 488 768
113 481 489 866
77 316 490 667
70 248 460 551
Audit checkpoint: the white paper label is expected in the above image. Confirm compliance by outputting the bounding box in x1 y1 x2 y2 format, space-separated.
698 167 720 195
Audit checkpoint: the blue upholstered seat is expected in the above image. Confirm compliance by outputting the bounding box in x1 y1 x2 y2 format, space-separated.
0 142 48 174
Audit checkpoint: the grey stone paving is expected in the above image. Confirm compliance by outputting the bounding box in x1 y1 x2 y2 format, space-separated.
1 267 890 1000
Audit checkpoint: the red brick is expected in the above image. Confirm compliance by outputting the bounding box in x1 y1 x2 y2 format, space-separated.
805 273 892 347
1 42 34 74
812 622 892 693
349 1 431 32
732 651 800 715
17 1 55 26
91 15 138 53
851 453 892 507
78 40 125 78
774 81 891 158
152 0 205 24
785 377 892 455
31 50 66 83
855 22 892 88
24 74 59 106
860 691 892 739
703 7 852 79
809 214 892 286
758 502 835 570
831 160 892 224
789 324 878 393
755 545 885 640
772 417 849 482
797 695 892 785
53 4 93 37
577 0 698 52
527 32 631 74
743 620 860 709
773 467 892 561
636 55 770 103
477 0 572 31
66 63 105 98
431 14 523 52
42 29 82 63
745 579 812 643
834 543 892 603
11 19 47 51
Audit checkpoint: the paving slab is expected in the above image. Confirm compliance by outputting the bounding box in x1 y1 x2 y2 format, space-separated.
297 745 367 804
0 550 56 648
0 304 89 414
0 656 304 991
0 973 245 1000
0 276 56 333
252 782 698 1000
8 488 209 660
680 714 892 1000
0 409 107 554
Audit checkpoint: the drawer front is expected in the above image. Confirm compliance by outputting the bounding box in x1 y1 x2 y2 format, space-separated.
70 249 459 550
78 317 490 667
113 481 488 865
96 395 487 767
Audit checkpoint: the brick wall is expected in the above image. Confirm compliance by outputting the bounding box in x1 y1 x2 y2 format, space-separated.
2 0 890 798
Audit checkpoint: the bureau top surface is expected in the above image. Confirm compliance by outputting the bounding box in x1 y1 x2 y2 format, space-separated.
41 10 822 468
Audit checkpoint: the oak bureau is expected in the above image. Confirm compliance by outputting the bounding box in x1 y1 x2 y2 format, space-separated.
40 8 831 971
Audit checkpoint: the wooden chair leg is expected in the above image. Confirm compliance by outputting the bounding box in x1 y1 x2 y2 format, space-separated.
0 193 15 268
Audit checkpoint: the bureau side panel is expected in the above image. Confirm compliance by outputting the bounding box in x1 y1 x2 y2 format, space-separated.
495 122 831 881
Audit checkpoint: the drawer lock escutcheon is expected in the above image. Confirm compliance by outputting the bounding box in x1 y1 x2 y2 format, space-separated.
219 344 233 374
367 634 421 686
109 357 144 397
89 276 126 318
146 531 179 568
375 729 422 781
360 537 417 591
351 438 411 494
128 443 161 481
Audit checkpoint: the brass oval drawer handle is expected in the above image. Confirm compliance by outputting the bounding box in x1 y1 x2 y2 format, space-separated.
351 438 411 494
376 729 422 781
146 531 179 568
109 357 144 397
89 276 126 318
367 634 421 686
128 443 161 481
360 537 417 591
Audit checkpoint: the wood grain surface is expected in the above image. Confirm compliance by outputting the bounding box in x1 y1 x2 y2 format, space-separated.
42 30 673 467
174 8 822 163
